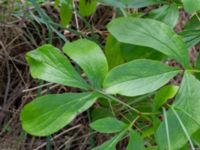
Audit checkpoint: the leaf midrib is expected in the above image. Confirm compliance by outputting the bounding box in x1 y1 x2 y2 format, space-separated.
105 70 179 88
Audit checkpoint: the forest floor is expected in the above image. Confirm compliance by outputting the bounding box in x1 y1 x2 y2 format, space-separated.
0 1 199 150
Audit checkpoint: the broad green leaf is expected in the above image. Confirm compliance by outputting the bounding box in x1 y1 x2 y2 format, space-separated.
105 34 164 69
103 59 180 97
180 15 200 48
153 85 179 110
179 29 200 48
98 0 165 8
105 34 124 69
79 0 97 16
195 45 200 79
146 4 179 28
179 144 189 150
184 15 200 30
26 44 88 90
126 130 145 150
195 56 200 82
63 39 108 88
60 1 73 26
90 117 127 133
171 107 195 149
195 52 200 70
192 129 200 145
141 127 155 138
91 107 113 121
156 73 200 150
182 0 200 13
107 17 189 68
92 130 126 150
54 0 60 7
21 92 98 136
152 85 179 132
120 45 165 62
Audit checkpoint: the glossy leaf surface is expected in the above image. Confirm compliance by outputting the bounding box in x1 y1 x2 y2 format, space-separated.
182 0 200 13
63 39 108 88
104 59 179 97
153 85 179 110
108 17 189 68
79 0 97 16
60 1 72 26
180 29 200 48
90 117 127 133
26 44 88 89
105 34 124 69
156 73 200 149
21 92 98 136
126 130 145 150
146 4 179 28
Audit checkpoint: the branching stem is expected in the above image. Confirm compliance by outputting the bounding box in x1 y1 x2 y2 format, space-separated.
95 90 159 116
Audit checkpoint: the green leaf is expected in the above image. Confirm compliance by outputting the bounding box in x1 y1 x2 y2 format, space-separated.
26 44 89 90
105 34 124 69
179 144 189 150
184 15 200 30
54 0 60 7
126 130 145 150
180 15 200 48
103 59 179 97
63 39 108 88
179 29 200 48
153 85 179 110
90 117 127 133
79 0 97 16
105 34 164 69
21 92 98 136
107 17 189 68
120 44 165 62
141 127 155 138
98 0 165 8
195 52 200 70
171 107 195 149
92 130 126 150
182 0 200 13
192 129 200 145
91 107 113 121
60 1 73 26
146 4 179 28
156 72 200 150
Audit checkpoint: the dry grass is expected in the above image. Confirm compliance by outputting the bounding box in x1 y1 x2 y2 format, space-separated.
0 1 115 149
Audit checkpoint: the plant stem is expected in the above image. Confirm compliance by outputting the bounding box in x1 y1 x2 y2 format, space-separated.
120 8 128 17
162 107 171 150
171 107 195 150
96 90 158 116
86 110 95 148
97 90 140 114
128 116 140 130
186 69 200 73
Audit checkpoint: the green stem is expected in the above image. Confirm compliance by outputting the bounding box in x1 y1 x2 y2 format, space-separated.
87 110 95 148
186 69 200 73
96 90 158 116
120 8 128 17
98 91 140 114
128 116 140 130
